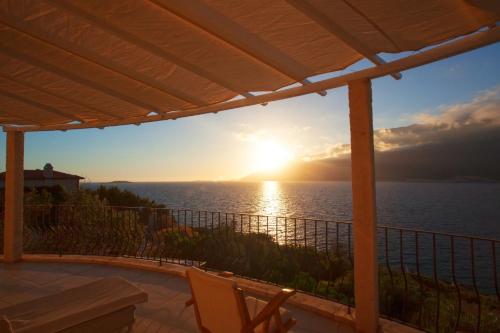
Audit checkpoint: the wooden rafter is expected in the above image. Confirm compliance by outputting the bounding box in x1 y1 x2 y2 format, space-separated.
149 0 327 96
0 90 84 122
286 0 402 80
0 74 123 120
0 17 205 108
0 46 157 114
0 108 42 126
340 0 402 52
47 0 257 98
5 26 498 133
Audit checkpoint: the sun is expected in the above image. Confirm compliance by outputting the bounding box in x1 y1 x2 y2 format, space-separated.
253 140 293 172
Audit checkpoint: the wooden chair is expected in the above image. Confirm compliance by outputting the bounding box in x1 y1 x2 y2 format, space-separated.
185 267 296 333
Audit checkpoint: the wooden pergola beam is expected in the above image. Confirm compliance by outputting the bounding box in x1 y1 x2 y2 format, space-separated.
3 131 24 263
47 0 255 98
4 25 499 132
0 47 157 114
0 90 84 123
0 74 122 120
0 17 205 108
149 0 327 96
0 107 43 125
348 78 378 332
287 0 402 80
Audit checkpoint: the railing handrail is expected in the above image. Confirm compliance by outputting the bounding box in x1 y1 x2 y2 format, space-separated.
378 225 500 243
20 203 500 243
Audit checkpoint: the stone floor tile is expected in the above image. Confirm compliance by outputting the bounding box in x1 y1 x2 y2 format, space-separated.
0 262 345 333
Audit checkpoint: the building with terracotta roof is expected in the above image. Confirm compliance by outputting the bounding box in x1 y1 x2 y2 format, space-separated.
0 163 83 192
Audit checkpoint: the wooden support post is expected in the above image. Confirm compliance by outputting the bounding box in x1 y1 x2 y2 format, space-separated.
4 131 24 263
348 79 379 333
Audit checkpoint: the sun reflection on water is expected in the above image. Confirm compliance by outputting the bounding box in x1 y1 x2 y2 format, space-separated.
259 181 284 216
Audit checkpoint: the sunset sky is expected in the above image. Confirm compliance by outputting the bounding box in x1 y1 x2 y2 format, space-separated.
0 43 499 182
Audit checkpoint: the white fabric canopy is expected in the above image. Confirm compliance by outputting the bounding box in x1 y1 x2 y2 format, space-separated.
0 0 498 130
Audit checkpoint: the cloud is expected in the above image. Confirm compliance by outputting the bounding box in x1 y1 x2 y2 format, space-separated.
415 86 500 127
315 86 500 159
307 143 351 160
374 86 500 150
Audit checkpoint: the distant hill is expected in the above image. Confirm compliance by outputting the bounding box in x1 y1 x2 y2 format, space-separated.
243 126 500 182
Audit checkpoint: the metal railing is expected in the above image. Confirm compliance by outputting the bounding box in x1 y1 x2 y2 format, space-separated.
0 204 498 332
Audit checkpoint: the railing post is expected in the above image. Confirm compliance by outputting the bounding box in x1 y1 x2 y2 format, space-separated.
4 131 24 263
348 79 379 332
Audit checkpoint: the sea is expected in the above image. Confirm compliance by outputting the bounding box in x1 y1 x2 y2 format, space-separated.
83 181 500 240
83 181 500 292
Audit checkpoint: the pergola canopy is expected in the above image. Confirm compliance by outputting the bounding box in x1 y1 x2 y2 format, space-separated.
2 3 500 332
0 0 498 131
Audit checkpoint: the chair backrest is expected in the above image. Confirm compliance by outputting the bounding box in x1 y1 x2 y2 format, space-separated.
186 267 245 333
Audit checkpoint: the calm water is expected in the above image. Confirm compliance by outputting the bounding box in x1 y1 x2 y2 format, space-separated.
83 181 500 239
83 181 500 292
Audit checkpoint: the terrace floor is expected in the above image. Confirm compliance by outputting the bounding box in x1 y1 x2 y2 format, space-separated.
0 261 353 333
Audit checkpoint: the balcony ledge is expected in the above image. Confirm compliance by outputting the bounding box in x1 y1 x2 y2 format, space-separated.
0 254 422 333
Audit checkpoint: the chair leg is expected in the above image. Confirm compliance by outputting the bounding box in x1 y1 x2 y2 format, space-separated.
273 312 284 333
282 318 297 333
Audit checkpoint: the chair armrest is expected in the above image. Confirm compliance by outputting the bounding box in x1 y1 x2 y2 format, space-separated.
248 289 296 329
